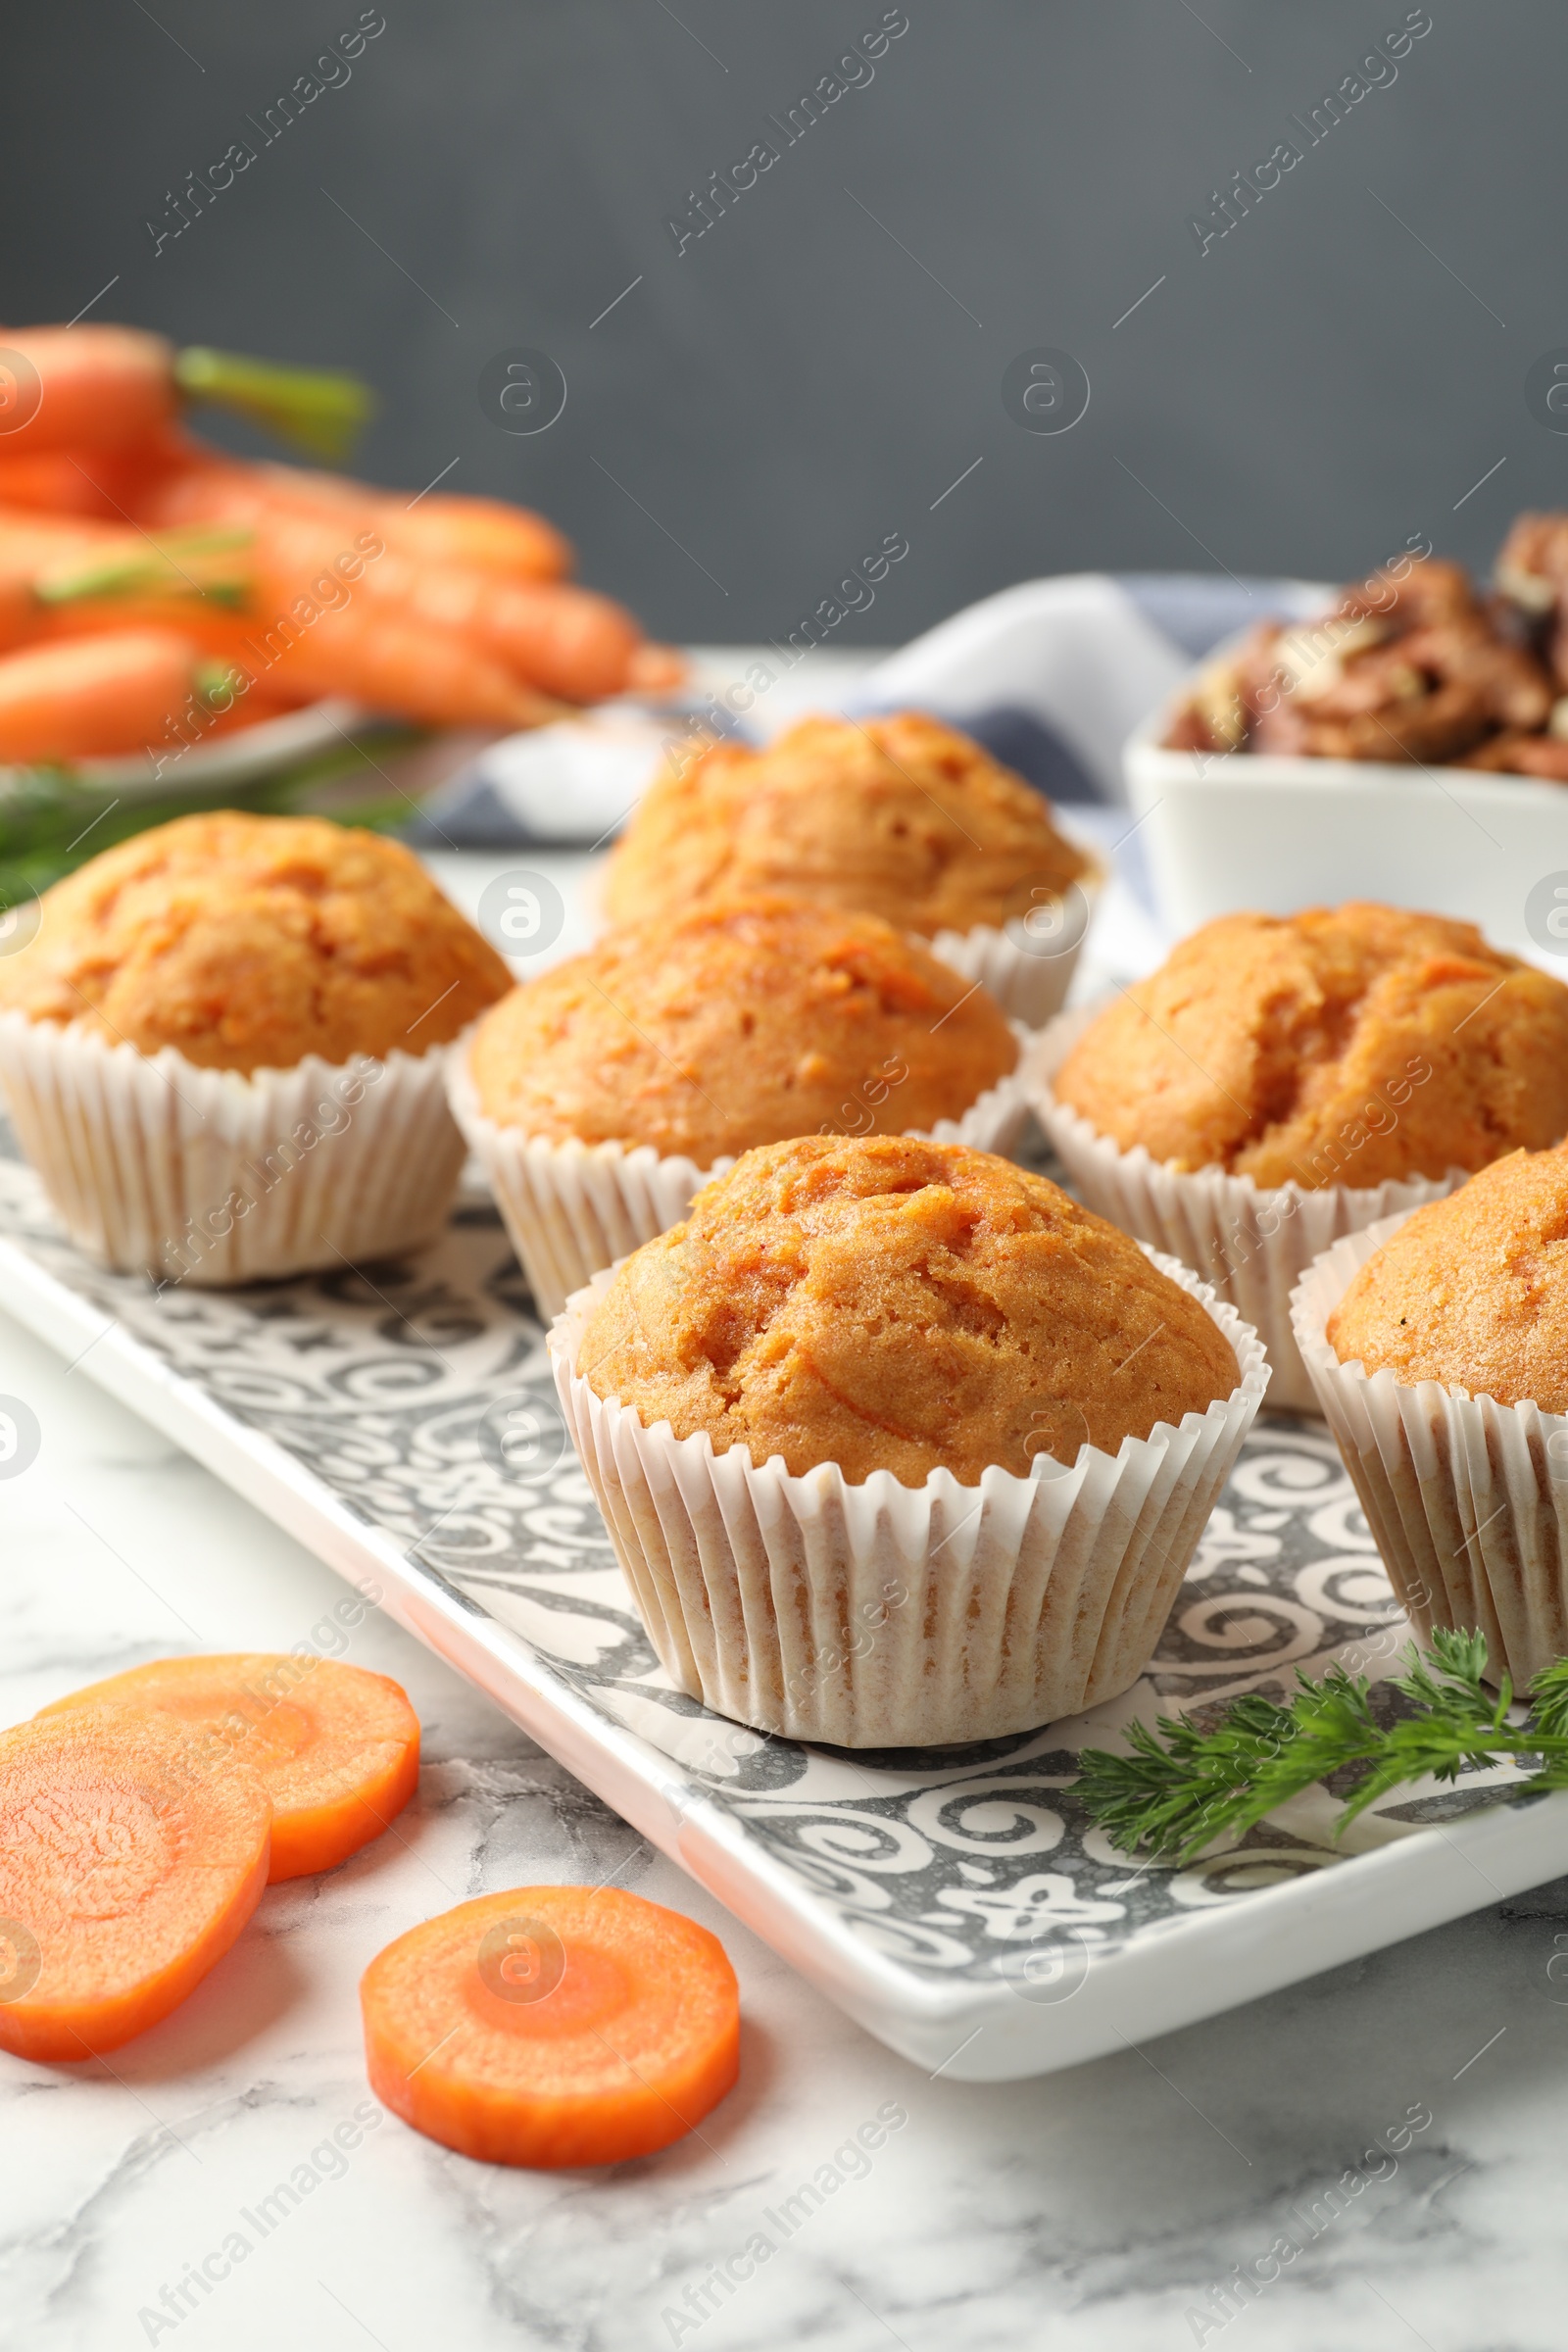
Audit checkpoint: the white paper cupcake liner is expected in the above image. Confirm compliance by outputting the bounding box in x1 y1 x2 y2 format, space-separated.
1024 1005 1467 1415
928 855 1104 1031
549 1248 1268 1746
448 1024 1034 1325
1294 1215 1568 1690
0 1011 465 1286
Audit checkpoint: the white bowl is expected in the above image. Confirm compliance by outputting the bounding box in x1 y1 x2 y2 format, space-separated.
1122 647 1568 956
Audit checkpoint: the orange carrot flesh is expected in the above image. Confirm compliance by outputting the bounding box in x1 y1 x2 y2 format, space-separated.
361 1886 740 2167
39 1655 420 1883
0 628 211 760
0 1704 270 2060
0 326 176 452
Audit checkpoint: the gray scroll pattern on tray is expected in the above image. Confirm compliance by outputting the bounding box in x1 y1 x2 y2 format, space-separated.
0 1136 1527 1988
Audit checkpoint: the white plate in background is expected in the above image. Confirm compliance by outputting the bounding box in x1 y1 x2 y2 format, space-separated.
0 697 372 805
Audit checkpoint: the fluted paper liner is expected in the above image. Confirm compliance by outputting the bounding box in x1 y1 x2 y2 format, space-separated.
449 1024 1035 1324
929 854 1104 1031
1294 1215 1568 1689
1025 1005 1466 1414
549 1248 1268 1746
0 1011 465 1286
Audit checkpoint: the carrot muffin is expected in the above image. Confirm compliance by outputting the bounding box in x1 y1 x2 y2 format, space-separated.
1053 904 1568 1189
604 711 1098 1026
1327 1148 1568 1407
1294 1150 1568 1686
553 1134 1265 1744
1031 902 1568 1413
451 897 1026 1320
0 811 509 1283
0 810 508 1071
579 1134 1239 1487
469 894 1018 1163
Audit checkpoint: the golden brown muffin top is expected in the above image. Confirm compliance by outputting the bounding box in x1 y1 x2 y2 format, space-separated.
578 1133 1240 1487
468 895 1019 1163
1054 903 1568 1190
0 811 510 1073
1328 1149 1568 1409
604 710 1091 939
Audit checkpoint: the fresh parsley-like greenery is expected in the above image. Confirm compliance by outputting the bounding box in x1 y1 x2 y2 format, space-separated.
1077 1629 1568 1866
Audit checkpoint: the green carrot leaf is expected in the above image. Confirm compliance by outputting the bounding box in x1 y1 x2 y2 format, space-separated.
173 347 376 465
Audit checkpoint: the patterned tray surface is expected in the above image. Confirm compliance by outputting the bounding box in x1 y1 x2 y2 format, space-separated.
0 1132 1529 1993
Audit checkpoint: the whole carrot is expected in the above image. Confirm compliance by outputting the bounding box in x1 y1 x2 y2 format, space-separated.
0 508 566 725
0 628 223 761
0 514 255 668
0 441 176 519
232 512 640 697
383 491 573 582
0 506 254 662
0 328 373 461
139 448 572 581
0 327 174 450
239 596 570 728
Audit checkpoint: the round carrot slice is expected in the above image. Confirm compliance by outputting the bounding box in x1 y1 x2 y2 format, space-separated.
0 1704 271 2060
38 1654 419 1883
361 1885 740 2168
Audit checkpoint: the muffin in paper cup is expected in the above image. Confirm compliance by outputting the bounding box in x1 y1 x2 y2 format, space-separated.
0 1012 465 1286
1294 1213 1568 1689
549 1247 1268 1747
448 1025 1035 1325
0 811 511 1286
1025 1005 1466 1415
448 896 1038 1322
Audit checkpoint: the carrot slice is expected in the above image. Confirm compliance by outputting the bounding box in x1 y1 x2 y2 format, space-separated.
0 1704 270 2060
38 1655 419 1883
361 1886 740 2168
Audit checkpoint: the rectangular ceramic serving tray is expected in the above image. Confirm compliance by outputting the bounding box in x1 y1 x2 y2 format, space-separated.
4 1132 1566 2082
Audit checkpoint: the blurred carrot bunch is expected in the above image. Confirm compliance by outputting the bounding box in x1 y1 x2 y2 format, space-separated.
0 323 682 767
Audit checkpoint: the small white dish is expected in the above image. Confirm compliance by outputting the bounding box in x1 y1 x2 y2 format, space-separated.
1123 641 1568 957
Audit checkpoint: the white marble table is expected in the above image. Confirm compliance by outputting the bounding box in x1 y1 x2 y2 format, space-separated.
4 810 1566 2352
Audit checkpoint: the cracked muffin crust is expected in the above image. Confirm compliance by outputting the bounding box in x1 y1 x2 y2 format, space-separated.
467 895 1018 1164
577 1133 1240 1487
0 811 510 1072
1053 904 1568 1190
1327 1146 1568 1409
603 710 1091 939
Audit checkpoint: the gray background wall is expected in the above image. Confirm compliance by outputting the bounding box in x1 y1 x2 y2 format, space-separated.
2 4 1559 647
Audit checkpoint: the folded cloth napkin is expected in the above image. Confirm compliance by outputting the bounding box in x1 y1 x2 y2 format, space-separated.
413 571 1319 846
